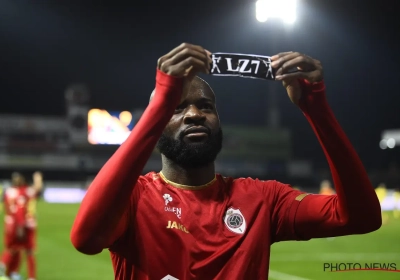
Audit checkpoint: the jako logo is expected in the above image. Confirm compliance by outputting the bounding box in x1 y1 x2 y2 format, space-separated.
323 262 400 272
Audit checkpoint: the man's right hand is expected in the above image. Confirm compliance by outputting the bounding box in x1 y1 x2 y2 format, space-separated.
157 43 211 79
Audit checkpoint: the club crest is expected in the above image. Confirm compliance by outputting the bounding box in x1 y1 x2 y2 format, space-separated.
224 207 246 234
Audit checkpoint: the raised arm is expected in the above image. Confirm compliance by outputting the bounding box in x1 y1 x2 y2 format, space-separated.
271 52 381 241
31 171 43 198
70 43 211 255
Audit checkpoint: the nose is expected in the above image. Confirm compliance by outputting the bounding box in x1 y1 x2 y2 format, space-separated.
183 105 206 124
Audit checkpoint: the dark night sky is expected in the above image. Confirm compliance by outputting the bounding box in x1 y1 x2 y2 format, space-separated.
0 0 399 170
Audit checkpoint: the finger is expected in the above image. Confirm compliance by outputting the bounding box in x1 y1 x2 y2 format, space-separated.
271 52 303 69
275 69 321 82
158 43 207 68
187 66 203 80
205 49 212 64
163 48 209 70
186 50 213 78
184 65 207 82
275 72 307 81
183 57 210 75
275 56 314 76
168 56 209 77
281 77 297 89
271 51 293 61
159 47 211 77
184 66 194 77
164 43 206 60
163 55 209 77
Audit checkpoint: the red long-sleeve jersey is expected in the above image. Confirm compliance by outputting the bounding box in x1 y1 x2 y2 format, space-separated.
3 186 38 233
71 70 381 279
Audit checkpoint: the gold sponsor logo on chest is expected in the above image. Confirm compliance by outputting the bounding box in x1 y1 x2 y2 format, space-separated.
166 220 189 233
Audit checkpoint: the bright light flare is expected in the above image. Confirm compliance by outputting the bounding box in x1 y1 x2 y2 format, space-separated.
256 0 297 24
379 139 388 150
380 138 396 149
387 138 396 149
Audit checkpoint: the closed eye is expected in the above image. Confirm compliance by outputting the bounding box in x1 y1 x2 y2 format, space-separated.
174 104 186 114
200 103 214 110
174 101 214 113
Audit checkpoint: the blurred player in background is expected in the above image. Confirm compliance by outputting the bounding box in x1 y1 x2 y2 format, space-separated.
0 171 43 280
319 180 335 195
375 183 389 224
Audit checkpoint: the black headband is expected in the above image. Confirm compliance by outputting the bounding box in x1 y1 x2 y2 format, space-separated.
210 52 275 81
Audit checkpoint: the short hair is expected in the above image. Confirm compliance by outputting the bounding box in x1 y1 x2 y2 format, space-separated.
11 172 23 179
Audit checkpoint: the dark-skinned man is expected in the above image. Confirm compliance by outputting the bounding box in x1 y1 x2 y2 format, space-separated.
71 43 381 280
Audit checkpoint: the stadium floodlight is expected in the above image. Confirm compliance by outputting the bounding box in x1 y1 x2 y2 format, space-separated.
379 139 387 150
255 0 297 24
387 138 396 149
379 138 396 149
380 129 400 149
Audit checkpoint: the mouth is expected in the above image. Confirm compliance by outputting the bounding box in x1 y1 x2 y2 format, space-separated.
183 126 209 140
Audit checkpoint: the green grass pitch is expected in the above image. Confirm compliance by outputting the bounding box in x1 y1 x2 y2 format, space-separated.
1 202 399 280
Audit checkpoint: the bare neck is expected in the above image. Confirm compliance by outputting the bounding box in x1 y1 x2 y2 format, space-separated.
160 155 216 186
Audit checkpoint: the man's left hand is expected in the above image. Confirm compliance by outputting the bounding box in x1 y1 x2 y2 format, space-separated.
271 52 323 105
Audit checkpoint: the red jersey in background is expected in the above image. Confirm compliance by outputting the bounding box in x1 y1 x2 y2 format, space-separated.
3 186 37 249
